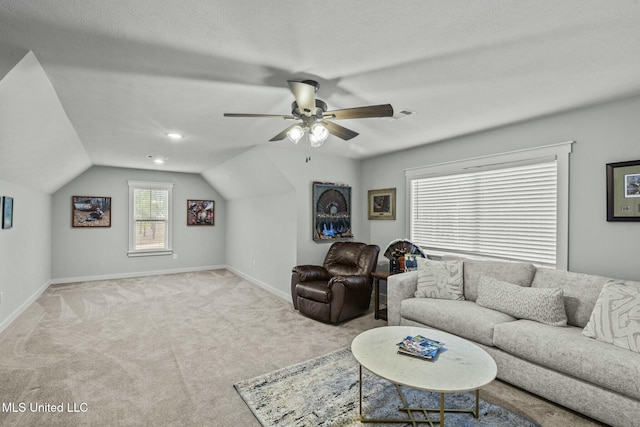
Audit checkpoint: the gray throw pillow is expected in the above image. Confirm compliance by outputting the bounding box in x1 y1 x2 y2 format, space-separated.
582 280 640 353
477 276 568 327
414 258 464 301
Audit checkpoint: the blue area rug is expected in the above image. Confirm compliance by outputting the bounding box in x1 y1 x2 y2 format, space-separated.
234 347 539 426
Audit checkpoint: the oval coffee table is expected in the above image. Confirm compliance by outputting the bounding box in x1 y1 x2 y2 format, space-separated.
351 326 497 425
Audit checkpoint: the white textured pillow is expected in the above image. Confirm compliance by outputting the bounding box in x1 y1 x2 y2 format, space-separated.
414 258 464 301
477 276 568 327
582 280 640 353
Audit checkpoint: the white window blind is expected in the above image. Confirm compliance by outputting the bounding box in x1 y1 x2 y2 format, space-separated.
406 142 574 268
128 181 173 256
410 161 557 265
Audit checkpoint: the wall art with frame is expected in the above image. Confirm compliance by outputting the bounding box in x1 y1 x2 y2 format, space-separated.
606 159 640 221
2 196 13 229
368 187 396 220
187 200 215 225
312 182 352 241
72 196 111 227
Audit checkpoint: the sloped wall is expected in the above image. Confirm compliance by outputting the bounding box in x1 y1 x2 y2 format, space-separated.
207 144 365 299
0 51 91 194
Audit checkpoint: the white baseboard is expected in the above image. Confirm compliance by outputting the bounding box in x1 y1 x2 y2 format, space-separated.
0 280 51 335
226 266 290 301
50 265 227 285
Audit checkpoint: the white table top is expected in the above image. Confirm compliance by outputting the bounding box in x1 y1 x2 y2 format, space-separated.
351 326 497 393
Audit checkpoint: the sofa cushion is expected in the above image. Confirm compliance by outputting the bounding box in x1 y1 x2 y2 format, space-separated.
414 258 464 301
493 320 640 401
400 298 516 346
530 268 610 328
442 256 535 302
476 276 568 327
582 280 640 353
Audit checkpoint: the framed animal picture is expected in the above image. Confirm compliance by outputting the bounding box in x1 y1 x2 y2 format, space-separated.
72 196 111 227
187 200 215 225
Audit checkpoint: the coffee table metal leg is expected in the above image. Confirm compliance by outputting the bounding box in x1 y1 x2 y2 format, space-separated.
359 365 363 419
358 364 482 425
475 389 479 418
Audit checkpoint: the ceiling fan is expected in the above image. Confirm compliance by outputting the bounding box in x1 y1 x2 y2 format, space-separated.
224 80 393 147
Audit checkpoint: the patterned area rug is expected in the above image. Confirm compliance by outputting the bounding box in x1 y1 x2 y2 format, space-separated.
235 347 539 427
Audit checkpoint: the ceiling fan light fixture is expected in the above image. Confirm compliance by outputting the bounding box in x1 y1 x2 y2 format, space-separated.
310 123 329 142
309 132 325 148
287 125 305 144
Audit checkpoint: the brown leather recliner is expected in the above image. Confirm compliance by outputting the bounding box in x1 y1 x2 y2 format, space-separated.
291 242 380 324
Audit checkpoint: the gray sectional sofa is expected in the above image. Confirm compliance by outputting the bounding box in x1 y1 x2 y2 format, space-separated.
387 256 640 427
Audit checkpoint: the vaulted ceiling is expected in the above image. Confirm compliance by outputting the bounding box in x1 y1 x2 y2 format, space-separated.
1 1 640 193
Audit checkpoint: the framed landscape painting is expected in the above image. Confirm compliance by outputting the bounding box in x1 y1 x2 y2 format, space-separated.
368 188 396 220
606 159 640 221
72 196 111 227
187 200 214 225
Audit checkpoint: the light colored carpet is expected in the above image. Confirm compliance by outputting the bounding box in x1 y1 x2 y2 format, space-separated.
0 270 604 426
235 347 539 426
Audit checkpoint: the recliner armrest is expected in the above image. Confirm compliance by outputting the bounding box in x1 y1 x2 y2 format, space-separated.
329 275 369 289
292 265 332 282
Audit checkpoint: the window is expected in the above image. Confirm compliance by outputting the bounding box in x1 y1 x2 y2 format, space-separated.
406 142 573 268
128 181 174 257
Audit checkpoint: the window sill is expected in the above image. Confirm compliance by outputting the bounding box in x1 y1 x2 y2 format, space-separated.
128 250 173 258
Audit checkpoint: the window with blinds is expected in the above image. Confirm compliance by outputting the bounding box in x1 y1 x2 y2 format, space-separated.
128 181 173 256
407 142 574 269
410 161 557 266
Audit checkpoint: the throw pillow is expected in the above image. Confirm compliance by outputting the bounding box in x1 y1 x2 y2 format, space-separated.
582 280 640 353
414 258 464 301
476 276 568 327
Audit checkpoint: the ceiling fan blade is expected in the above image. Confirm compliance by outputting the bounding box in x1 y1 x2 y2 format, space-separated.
324 104 393 120
224 113 295 119
287 80 316 114
269 123 300 141
322 121 359 141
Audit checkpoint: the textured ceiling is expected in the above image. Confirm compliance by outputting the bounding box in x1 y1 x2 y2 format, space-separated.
1 1 640 191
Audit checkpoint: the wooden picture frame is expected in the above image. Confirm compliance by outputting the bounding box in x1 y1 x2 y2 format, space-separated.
313 182 352 241
72 196 111 227
187 200 215 225
2 196 13 229
368 188 396 220
606 159 640 221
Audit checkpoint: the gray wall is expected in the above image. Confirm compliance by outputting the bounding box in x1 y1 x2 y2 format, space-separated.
0 180 52 331
224 145 364 298
52 166 226 281
362 95 640 282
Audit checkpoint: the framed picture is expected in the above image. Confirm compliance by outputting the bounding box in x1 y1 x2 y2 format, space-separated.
368 188 396 220
187 200 215 225
606 160 640 221
72 196 111 227
313 182 352 241
2 196 13 229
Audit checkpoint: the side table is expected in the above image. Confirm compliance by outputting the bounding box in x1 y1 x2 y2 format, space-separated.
372 271 392 320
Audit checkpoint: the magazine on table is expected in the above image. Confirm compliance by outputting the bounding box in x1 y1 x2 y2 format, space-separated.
396 335 445 360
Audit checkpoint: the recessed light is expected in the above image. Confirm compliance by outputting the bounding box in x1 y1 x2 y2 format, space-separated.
147 155 167 165
166 132 184 140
